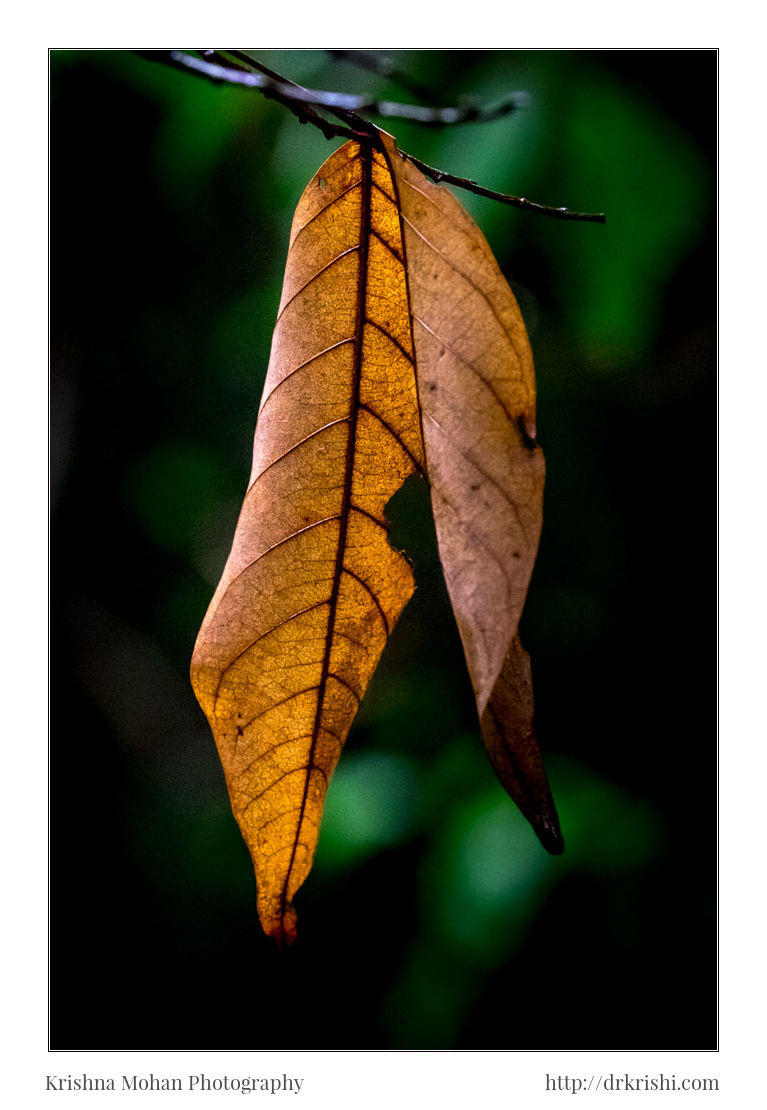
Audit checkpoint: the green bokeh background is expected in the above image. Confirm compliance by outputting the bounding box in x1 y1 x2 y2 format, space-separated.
51 49 715 1050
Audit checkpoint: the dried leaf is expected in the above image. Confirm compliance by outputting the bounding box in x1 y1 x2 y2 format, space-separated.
191 130 561 944
386 136 563 853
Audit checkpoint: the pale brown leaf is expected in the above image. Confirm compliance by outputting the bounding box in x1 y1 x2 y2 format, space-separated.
384 132 563 852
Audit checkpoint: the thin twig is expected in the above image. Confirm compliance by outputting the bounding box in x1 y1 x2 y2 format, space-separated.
326 49 446 106
324 49 530 121
402 151 607 223
136 50 607 224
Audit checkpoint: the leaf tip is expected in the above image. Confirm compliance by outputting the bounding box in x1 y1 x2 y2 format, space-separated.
264 904 299 950
534 811 565 856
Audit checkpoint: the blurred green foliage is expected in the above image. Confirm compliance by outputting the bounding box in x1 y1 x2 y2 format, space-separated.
51 49 715 1050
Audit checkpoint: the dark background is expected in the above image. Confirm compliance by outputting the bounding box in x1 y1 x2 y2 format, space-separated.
51 49 716 1050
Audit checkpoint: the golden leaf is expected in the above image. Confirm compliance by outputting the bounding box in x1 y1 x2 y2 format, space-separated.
191 130 561 945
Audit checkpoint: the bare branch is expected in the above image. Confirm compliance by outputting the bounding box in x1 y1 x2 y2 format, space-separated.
171 50 527 127
136 50 607 224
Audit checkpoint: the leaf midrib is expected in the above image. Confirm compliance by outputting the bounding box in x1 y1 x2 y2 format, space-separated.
278 143 374 923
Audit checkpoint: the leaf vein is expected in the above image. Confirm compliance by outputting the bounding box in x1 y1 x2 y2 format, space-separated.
342 565 391 635
217 516 342 600
370 228 403 264
401 212 525 366
364 319 414 365
258 338 355 414
327 671 362 705
359 402 423 474
412 314 516 426
235 730 316 782
253 416 350 482
276 245 360 322
241 762 328 813
430 482 514 610
371 179 396 205
238 686 321 736
214 600 331 710
424 411 530 547
290 176 362 243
